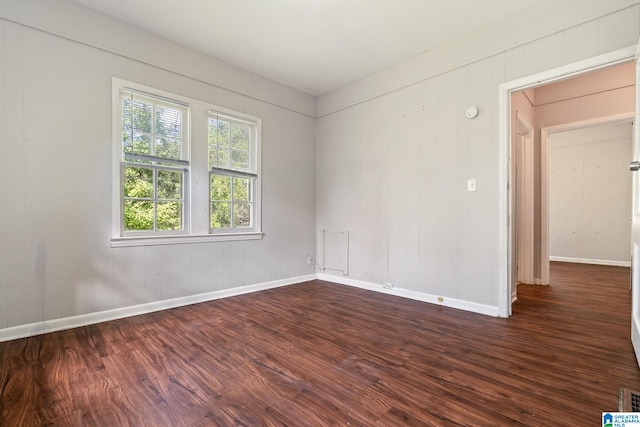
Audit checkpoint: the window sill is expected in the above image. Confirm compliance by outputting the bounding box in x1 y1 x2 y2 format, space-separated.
110 232 263 248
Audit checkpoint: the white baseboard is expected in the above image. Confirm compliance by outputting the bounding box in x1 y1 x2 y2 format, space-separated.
550 256 631 267
0 274 316 343
0 271 504 342
317 273 500 317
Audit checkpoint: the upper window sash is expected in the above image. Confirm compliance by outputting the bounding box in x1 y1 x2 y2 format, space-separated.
120 88 190 163
208 111 257 175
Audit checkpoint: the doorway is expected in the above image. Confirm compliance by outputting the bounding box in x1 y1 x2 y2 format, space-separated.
498 46 636 317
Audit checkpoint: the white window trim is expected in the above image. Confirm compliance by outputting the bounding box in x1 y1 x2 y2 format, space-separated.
111 78 263 247
110 232 264 248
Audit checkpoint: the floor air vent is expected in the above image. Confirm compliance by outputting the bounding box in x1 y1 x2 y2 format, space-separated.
619 388 640 412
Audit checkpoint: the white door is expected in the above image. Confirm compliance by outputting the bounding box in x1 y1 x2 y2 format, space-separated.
630 38 640 366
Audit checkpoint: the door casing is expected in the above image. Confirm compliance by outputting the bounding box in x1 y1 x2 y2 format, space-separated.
498 45 636 318
630 40 640 367
515 116 534 290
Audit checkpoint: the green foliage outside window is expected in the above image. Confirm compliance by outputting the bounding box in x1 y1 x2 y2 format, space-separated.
123 166 183 231
210 175 251 229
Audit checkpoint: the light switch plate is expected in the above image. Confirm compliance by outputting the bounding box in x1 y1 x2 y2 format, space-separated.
467 178 477 192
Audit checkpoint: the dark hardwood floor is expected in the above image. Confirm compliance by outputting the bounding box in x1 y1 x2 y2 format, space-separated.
1 262 639 426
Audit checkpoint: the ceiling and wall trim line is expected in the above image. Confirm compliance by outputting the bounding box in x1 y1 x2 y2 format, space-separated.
1 1 637 120
317 0 640 118
0 0 317 118
0 271 499 343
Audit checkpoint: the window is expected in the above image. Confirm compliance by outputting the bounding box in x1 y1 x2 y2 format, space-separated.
112 79 262 246
120 89 189 235
209 112 258 232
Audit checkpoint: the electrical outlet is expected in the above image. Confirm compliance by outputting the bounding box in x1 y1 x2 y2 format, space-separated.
383 282 393 289
306 256 313 265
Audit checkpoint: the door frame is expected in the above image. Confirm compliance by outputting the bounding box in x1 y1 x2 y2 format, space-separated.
631 39 640 366
497 45 636 317
515 115 535 289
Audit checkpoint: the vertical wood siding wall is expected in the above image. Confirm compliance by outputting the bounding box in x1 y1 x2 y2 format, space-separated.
316 3 640 310
0 14 317 333
0 0 639 335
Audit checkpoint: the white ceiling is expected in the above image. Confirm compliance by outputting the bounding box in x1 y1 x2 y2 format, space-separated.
71 0 544 96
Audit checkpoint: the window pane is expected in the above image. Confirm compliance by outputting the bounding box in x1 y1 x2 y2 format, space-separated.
131 99 152 133
231 123 249 150
122 98 133 131
155 137 181 160
155 105 182 139
233 177 251 202
211 175 231 201
124 166 153 198
233 202 251 228
124 200 154 231
214 119 229 146
209 144 224 168
131 132 152 156
231 149 248 170
208 117 230 169
157 170 182 200
211 202 231 228
123 97 152 134
123 132 132 153
208 145 218 168
217 147 230 168
157 201 182 230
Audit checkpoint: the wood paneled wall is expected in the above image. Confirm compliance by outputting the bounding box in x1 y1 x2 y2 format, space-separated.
0 8 316 335
316 4 640 312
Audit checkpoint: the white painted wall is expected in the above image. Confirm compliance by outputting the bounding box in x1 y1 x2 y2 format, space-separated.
0 1 316 338
316 1 640 313
1 0 639 337
549 122 633 265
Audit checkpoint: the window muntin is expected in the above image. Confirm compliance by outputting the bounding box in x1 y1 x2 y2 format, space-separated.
119 89 189 235
208 112 258 232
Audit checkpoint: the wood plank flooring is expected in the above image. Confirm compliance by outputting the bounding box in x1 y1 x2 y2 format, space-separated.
1 262 640 426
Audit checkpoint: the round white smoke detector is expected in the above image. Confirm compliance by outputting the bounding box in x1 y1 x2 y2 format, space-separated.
465 106 479 119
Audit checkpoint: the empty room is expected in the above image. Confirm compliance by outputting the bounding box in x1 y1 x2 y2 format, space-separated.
1 0 640 425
